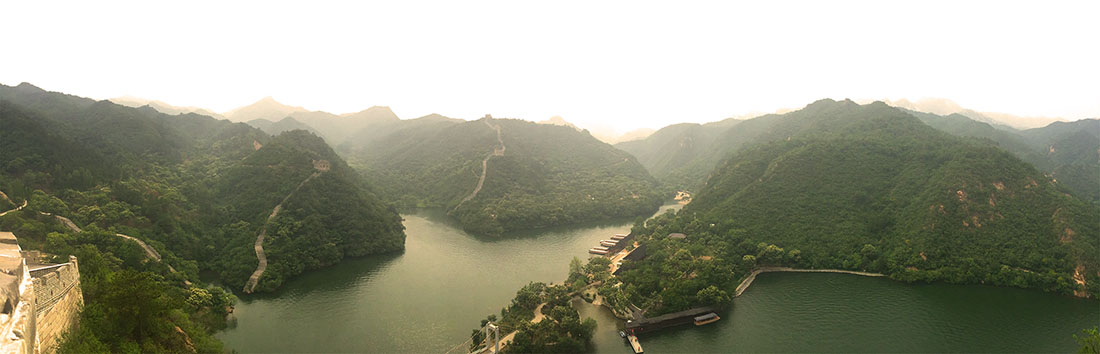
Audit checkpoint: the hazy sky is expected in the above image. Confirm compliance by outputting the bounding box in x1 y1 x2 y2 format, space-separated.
2 0 1098 132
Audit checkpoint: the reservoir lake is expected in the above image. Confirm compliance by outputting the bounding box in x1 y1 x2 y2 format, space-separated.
218 203 1098 353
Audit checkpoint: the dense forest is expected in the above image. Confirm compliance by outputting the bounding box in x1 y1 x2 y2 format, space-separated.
348 116 665 235
235 98 670 235
0 83 405 352
610 100 1100 316
617 101 1100 206
908 110 1099 204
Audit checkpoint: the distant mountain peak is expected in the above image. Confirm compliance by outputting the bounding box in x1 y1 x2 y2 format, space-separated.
341 105 399 123
361 105 396 116
537 115 579 130
224 96 307 122
14 82 44 92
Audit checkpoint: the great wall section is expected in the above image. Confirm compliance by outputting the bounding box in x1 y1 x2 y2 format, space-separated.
453 115 505 212
0 232 83 354
243 159 330 294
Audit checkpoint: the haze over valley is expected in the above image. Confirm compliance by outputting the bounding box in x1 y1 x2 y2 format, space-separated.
1 1 1097 353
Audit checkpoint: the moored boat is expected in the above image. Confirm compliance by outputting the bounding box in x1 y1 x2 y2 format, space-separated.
694 312 720 326
627 334 643 353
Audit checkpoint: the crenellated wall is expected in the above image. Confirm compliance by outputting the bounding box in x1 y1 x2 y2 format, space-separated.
29 257 82 354
0 232 83 354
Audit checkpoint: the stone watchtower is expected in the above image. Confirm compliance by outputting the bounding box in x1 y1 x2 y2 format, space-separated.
312 159 331 172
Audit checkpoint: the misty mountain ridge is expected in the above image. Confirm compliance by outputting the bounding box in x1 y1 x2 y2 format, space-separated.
224 96 310 122
350 114 664 235
110 95 225 119
247 116 320 136
875 97 1065 130
537 115 580 130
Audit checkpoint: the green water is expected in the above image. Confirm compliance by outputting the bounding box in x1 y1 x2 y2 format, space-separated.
581 272 1099 353
219 204 1098 353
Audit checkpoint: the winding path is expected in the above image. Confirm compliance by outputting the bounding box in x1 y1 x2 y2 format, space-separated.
454 118 505 211
48 213 169 264
0 200 27 217
38 207 189 283
116 233 162 261
734 267 884 297
486 303 544 354
243 171 322 293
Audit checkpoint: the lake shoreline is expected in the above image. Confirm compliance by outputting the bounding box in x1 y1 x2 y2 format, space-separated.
735 267 885 297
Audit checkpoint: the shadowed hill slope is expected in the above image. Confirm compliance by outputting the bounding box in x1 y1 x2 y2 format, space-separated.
613 100 1099 317
351 116 664 235
0 83 405 293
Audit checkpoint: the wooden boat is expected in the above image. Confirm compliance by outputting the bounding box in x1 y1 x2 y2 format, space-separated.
627 334 643 353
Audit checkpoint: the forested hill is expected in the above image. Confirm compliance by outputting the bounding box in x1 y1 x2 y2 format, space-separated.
233 96 401 147
613 118 742 187
613 99 1099 317
247 116 320 136
0 83 405 350
351 116 664 235
0 82 404 288
212 130 405 291
617 101 1100 205
907 110 1099 203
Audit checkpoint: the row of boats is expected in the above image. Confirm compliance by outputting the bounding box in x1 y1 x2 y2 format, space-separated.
589 233 628 255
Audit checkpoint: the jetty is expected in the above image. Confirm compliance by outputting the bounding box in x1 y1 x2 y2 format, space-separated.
589 233 636 256
625 306 717 334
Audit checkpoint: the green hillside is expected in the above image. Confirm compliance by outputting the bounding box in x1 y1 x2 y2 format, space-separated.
1022 120 1100 202
352 116 664 235
618 102 1100 205
0 83 405 352
211 130 405 291
612 100 1100 316
247 116 320 136
614 119 741 188
912 110 1099 203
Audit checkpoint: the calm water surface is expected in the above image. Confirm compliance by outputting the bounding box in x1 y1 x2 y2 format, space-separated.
581 272 1098 353
219 203 1098 353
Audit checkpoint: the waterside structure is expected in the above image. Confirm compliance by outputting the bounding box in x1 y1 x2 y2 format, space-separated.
0 232 83 354
624 306 718 334
589 233 635 256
